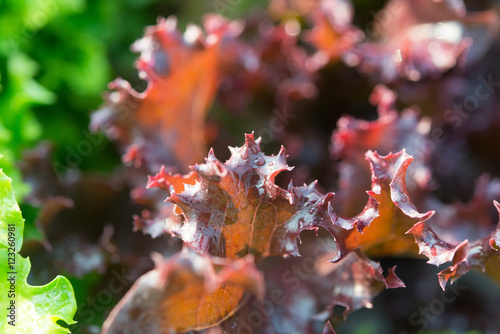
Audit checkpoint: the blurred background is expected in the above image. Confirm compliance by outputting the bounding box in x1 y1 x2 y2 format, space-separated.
2 0 500 333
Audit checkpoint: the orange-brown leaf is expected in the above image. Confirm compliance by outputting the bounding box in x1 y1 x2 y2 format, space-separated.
148 165 199 193
101 249 264 334
407 201 500 289
91 15 242 172
151 133 379 262
343 150 434 257
331 85 432 217
305 0 362 62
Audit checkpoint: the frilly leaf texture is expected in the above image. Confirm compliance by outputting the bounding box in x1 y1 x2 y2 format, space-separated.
91 15 242 172
342 150 434 257
151 133 380 262
407 201 500 290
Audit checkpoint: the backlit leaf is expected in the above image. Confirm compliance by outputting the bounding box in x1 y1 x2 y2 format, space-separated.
305 0 362 63
91 15 243 172
101 248 264 334
407 200 500 290
342 150 434 257
331 85 432 217
150 133 379 262
0 168 76 333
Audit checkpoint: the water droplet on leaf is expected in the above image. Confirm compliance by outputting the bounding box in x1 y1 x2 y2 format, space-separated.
254 157 265 166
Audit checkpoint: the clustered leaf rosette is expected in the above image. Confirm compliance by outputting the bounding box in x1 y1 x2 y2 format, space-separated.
88 0 500 332
150 133 381 262
90 0 493 246
102 134 428 333
90 11 323 242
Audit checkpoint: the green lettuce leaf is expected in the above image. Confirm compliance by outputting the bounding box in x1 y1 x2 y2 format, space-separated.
0 167 77 333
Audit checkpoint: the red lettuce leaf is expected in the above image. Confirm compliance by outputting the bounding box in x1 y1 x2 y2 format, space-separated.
101 249 264 334
331 85 433 217
340 149 434 258
91 15 242 173
149 133 379 262
407 200 500 290
315 250 405 317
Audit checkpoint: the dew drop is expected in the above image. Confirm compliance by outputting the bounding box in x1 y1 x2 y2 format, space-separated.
401 198 407 203
268 161 274 166
309 207 315 214
254 157 265 166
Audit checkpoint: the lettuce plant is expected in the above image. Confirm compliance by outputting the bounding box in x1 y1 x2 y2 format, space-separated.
3 0 500 333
